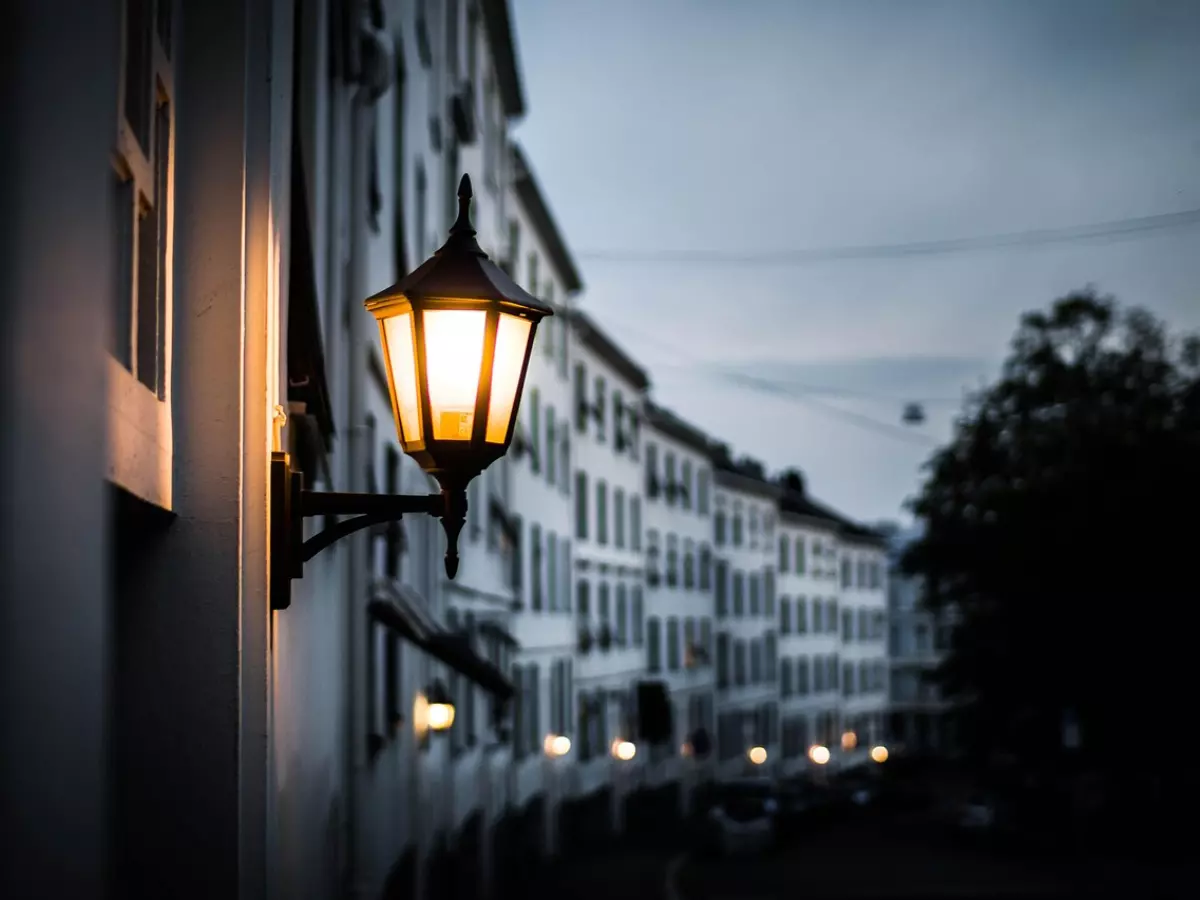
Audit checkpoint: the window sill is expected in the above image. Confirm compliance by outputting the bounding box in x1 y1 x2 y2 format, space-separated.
108 355 172 510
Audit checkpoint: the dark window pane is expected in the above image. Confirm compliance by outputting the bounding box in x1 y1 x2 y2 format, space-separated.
112 172 134 369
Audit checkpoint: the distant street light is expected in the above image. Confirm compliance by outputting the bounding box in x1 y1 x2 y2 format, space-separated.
870 745 889 764
809 745 831 765
747 746 768 765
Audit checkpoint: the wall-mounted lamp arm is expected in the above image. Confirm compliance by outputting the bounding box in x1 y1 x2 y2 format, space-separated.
272 452 466 611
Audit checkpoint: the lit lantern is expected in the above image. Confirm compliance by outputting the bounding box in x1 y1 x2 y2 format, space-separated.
364 175 553 569
808 745 830 765
841 730 858 751
424 680 456 733
612 739 637 761
544 734 572 757
747 746 768 765
870 745 889 764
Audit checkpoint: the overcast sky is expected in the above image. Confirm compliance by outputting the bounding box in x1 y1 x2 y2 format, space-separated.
508 0 1200 525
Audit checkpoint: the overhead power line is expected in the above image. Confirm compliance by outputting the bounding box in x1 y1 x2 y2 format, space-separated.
577 207 1200 266
606 319 943 448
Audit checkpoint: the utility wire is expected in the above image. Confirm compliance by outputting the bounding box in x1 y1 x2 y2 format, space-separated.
577 207 1200 266
604 318 943 447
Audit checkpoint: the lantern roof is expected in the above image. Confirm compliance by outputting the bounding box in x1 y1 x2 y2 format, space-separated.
364 174 553 318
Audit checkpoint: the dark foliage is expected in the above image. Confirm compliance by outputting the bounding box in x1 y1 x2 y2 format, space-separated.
902 288 1200 776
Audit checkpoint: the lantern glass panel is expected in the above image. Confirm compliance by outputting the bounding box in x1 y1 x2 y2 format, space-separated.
485 313 533 443
423 309 487 441
382 311 422 442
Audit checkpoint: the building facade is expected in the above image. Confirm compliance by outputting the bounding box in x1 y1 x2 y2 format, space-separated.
5 3 907 899
886 527 958 756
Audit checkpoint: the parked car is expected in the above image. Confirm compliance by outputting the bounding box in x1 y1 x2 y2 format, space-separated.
694 779 779 856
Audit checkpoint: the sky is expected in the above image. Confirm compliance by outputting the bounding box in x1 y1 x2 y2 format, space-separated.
508 0 1200 525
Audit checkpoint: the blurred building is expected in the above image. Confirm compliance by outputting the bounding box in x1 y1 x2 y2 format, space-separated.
886 526 959 757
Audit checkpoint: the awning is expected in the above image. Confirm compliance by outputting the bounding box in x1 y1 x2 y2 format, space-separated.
369 588 514 701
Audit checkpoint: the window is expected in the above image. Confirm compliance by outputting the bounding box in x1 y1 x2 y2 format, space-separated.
664 452 677 506
734 641 747 686
732 571 745 616
574 363 588 432
631 587 644 645
559 433 570 495
842 609 853 642
779 535 789 572
598 582 611 633
545 407 556 484
749 574 760 616
593 376 606 441
825 599 837 634
796 656 810 695
813 655 825 692
715 560 728 617
110 0 176 507
796 597 808 633
683 540 695 589
699 545 712 591
843 662 855 696
764 570 775 618
528 387 541 473
697 469 710 514
646 529 661 585
764 632 777 681
645 443 659 498
595 480 608 545
666 534 679 587
615 584 628 645
530 523 543 611
859 660 869 695
647 617 662 672
575 471 588 539
666 618 681 671
858 608 868 643
714 510 727 546
780 659 793 697
699 618 712 661
630 496 642 551
732 507 744 546
547 531 558 611
614 487 626 548
680 460 692 510
780 597 791 634
749 508 759 549
841 558 852 588
794 537 806 574
812 598 823 632
612 389 624 452
749 640 762 683
828 657 839 691
576 580 590 622
716 633 730 688
561 539 572 611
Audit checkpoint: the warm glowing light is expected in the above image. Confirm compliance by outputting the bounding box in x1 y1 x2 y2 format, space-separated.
841 730 858 751
544 734 572 757
426 701 455 732
423 309 487 440
485 313 533 443
809 745 831 765
680 742 693 758
870 745 889 764
381 312 421 441
612 739 637 761
747 746 768 765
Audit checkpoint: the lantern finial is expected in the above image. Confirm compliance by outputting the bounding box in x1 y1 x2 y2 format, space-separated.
449 174 475 238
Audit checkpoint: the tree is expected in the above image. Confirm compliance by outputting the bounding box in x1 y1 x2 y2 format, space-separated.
902 288 1200 779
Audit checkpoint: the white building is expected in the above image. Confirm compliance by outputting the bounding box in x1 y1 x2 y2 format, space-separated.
710 450 782 777
502 139 584 854
565 309 652 831
775 477 849 774
641 400 717 797
835 523 890 766
886 528 958 756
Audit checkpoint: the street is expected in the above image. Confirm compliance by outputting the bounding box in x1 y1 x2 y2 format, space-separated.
674 810 1192 900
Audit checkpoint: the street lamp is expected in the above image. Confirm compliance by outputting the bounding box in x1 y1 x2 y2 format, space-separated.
611 739 637 761
808 745 830 765
271 174 552 608
424 680 456 733
544 734 571 757
747 746 768 766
